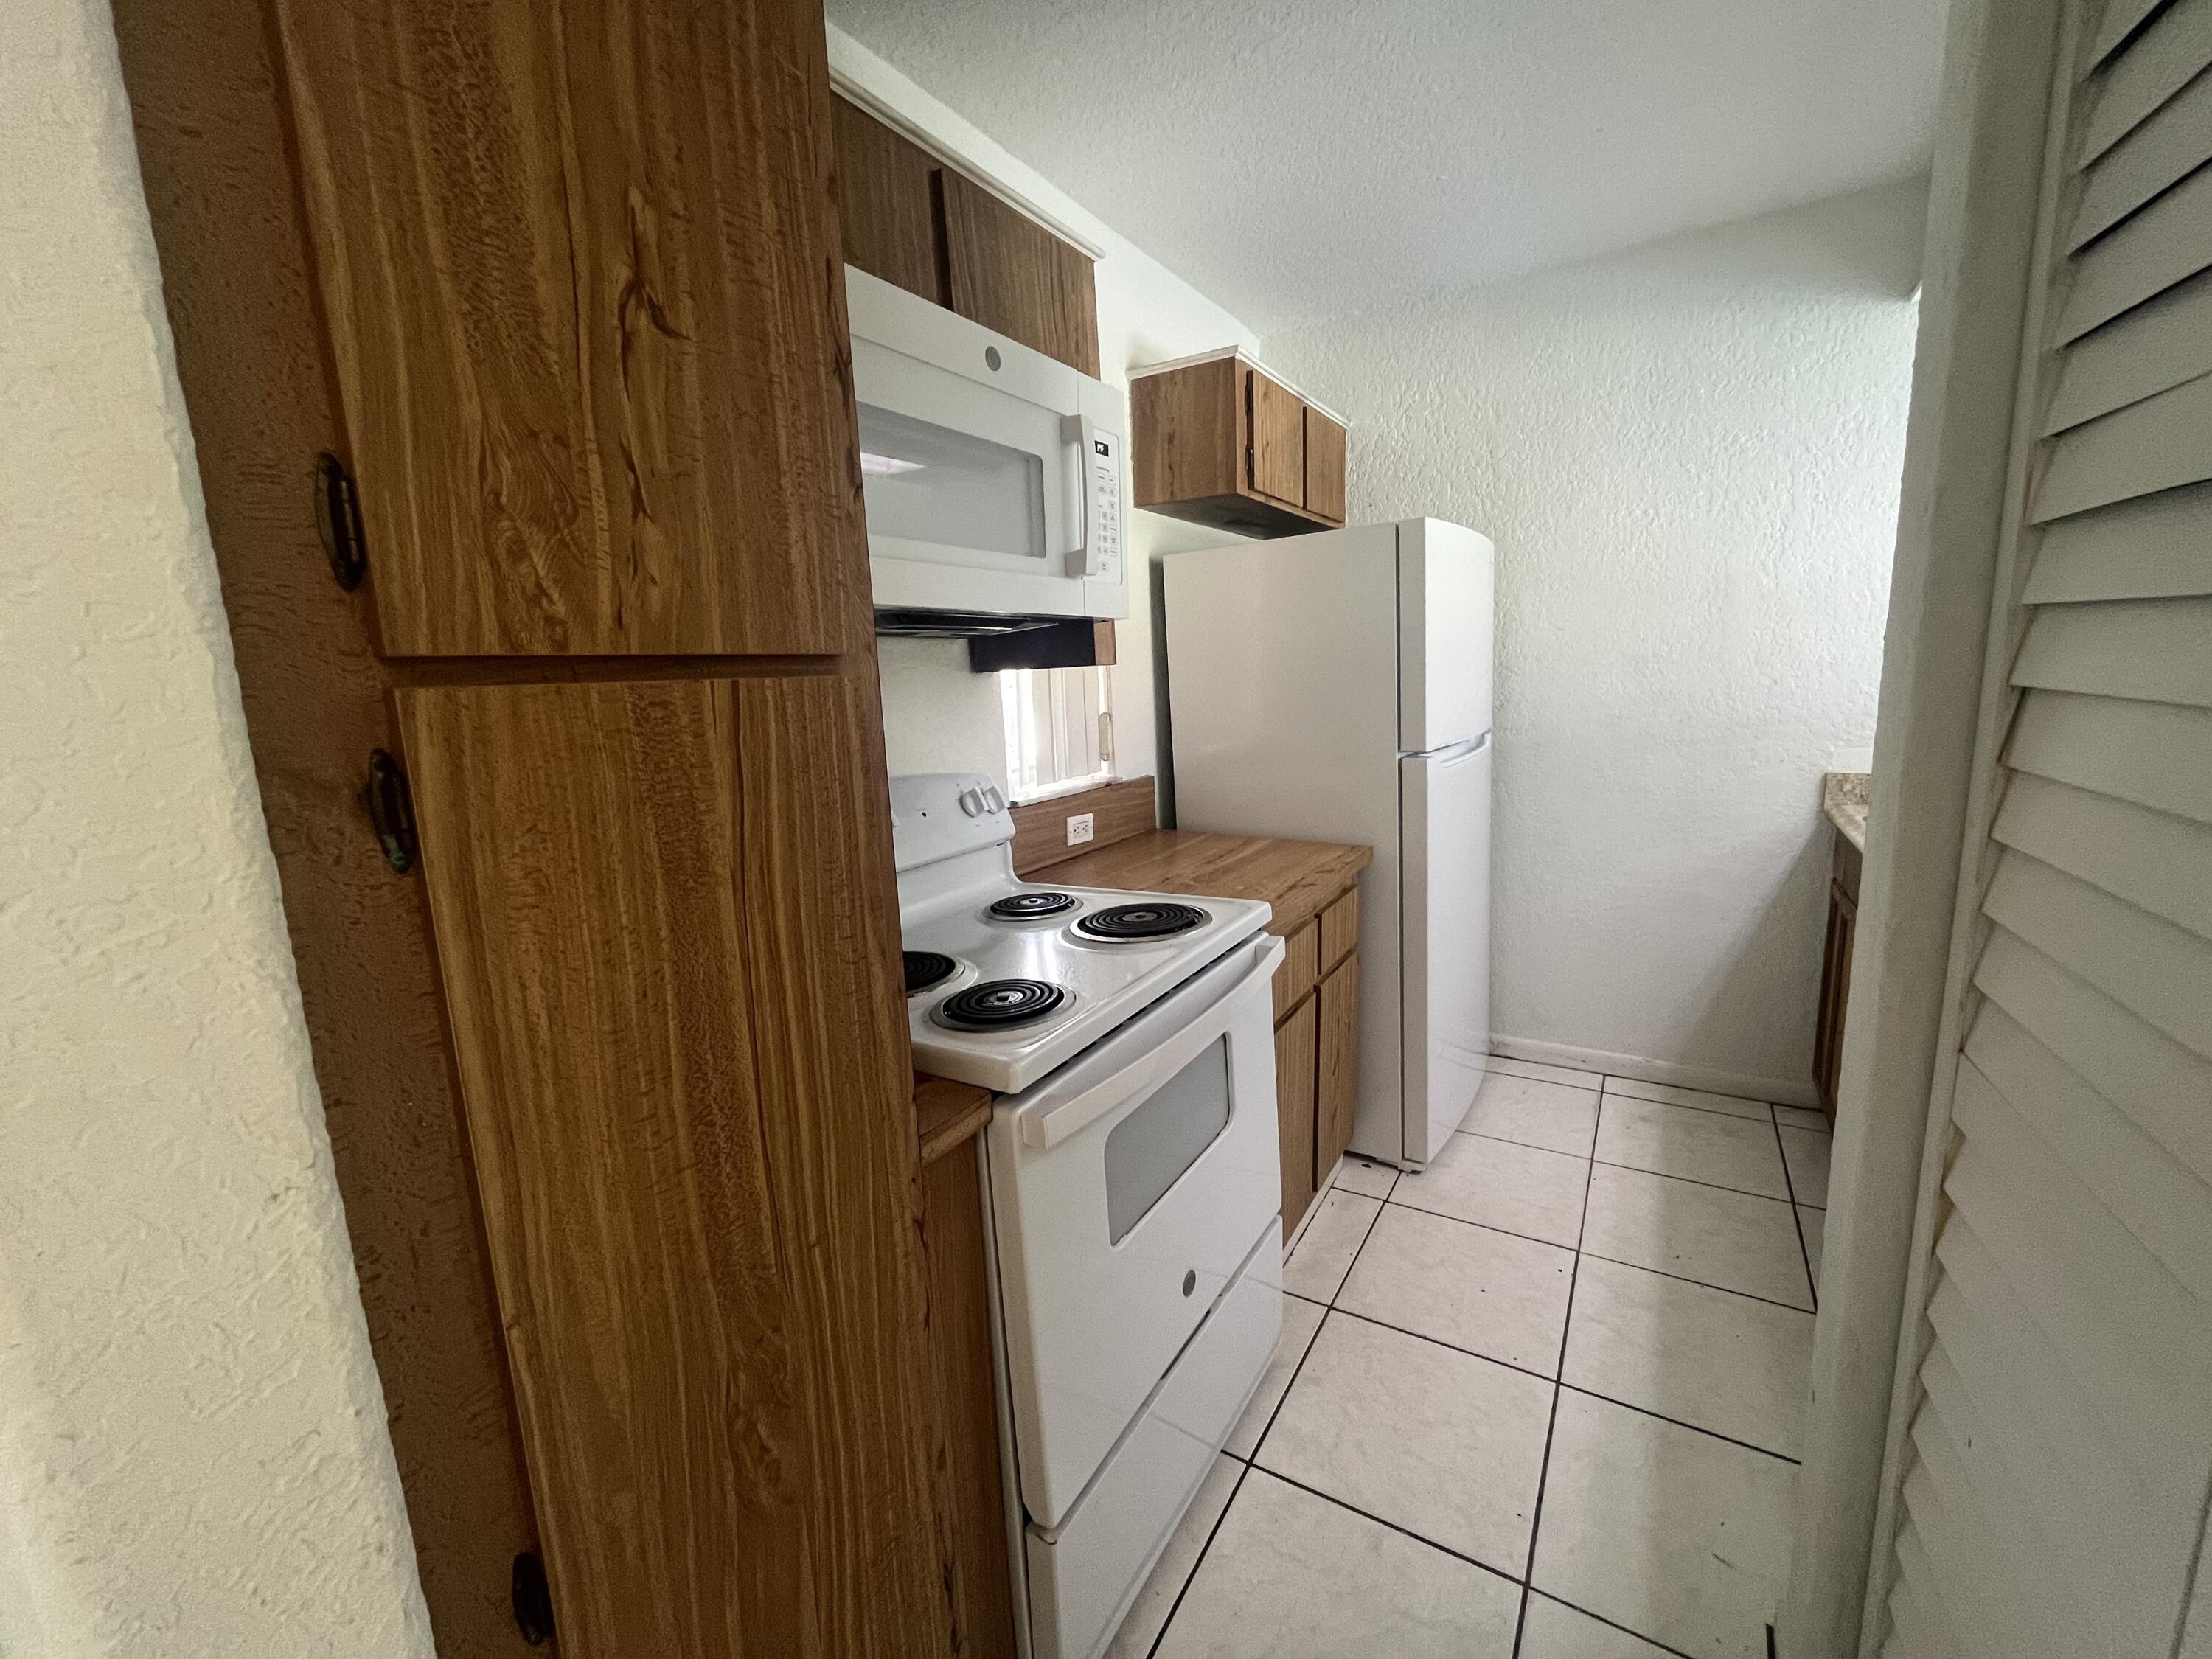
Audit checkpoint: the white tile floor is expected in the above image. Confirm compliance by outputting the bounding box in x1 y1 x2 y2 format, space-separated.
1111 1056 1831 1659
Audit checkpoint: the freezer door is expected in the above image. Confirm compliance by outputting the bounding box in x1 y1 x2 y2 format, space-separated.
1399 736 1492 1164
1397 519 1495 754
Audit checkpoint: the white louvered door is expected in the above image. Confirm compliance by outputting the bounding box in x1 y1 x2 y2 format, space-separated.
1875 2 2212 1656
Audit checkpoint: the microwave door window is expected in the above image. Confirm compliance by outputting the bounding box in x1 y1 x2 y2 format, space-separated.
858 404 1047 565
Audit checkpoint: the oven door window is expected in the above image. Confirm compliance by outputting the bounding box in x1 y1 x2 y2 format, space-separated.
1103 1036 1232 1245
858 403 1046 563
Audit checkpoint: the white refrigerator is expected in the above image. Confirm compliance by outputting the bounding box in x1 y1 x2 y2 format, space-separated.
1163 518 1493 1167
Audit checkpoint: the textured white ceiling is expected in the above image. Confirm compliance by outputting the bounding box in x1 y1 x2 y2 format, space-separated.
827 0 1947 331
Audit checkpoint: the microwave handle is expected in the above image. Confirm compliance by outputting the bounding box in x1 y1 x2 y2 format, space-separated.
1021 933 1285 1151
1062 411 1105 579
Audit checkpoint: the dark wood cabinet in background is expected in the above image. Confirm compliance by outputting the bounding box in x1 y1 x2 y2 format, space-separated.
1130 352 1351 539
1814 830 1861 1121
832 95 1100 378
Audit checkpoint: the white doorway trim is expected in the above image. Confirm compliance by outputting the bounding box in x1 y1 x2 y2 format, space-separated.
1774 0 2068 1652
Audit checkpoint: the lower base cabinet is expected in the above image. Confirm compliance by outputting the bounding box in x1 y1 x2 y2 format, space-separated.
1275 886 1363 1239
1316 956 1360 1179
917 1140 1018 1659
1273 1001 1319 1242
1814 830 1862 1120
399 677 945 1656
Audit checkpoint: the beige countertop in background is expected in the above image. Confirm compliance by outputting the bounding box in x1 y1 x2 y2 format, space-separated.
1824 771 1870 852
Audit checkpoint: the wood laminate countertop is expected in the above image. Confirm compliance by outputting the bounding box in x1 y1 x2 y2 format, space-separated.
1039 829 1373 940
914 1074 992 1165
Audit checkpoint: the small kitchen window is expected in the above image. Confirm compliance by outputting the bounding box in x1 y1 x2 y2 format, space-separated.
1001 665 1114 799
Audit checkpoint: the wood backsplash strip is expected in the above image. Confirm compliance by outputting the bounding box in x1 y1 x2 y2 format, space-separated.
1009 776 1157 876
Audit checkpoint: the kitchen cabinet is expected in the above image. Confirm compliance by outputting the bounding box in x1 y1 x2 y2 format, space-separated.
119 0 959 1651
833 94 945 306
1304 406 1349 524
1315 897 1362 1181
912 1077 1018 1659
1247 366 1309 507
940 171 1102 378
1273 999 1321 1248
272 0 858 660
1029 780 1373 1240
398 675 939 1655
1130 352 1350 538
1814 827 1861 1121
832 96 1101 377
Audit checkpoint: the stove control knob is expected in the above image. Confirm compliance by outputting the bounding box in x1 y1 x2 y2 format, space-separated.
981 786 1007 813
959 787 986 817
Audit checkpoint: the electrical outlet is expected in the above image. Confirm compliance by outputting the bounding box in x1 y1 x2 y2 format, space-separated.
1065 812 1095 846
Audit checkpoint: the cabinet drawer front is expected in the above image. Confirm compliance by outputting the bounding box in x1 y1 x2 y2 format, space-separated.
1273 919 1320 1021
1318 886 1360 973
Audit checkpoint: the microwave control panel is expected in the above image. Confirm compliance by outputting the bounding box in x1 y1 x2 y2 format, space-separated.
1067 417 1124 583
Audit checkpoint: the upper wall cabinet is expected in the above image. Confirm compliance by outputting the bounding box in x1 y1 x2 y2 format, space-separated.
272 0 858 658
832 95 1101 378
1130 352 1348 538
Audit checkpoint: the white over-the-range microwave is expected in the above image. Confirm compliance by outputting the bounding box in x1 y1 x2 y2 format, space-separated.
848 265 1127 625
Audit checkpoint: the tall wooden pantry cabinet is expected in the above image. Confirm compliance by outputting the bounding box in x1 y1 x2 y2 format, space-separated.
113 0 953 1652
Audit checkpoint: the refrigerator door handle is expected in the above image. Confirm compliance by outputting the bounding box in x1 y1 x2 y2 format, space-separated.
1411 733 1489 767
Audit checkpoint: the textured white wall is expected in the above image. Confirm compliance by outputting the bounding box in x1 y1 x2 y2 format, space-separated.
1266 182 1923 1099
0 3 434 1653
835 27 1261 804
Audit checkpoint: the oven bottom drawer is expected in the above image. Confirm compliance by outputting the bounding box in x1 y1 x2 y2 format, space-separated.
1025 1222 1281 1659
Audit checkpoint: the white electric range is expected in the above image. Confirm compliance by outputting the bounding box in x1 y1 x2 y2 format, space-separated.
893 773 1287 1659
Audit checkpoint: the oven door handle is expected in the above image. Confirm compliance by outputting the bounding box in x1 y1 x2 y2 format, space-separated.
1021 933 1285 1151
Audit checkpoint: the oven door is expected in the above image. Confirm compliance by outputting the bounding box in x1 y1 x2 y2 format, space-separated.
849 265 1126 620
987 931 1284 1531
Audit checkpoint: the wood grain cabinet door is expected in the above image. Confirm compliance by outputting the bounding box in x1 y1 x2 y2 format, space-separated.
272 0 856 659
939 170 1101 377
396 675 940 1658
832 94 945 304
1303 407 1347 524
1246 369 1307 507
1315 956 1361 1185
1274 997 1319 1242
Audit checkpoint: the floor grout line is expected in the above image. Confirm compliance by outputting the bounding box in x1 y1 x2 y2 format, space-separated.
1575 1250 1818 1315
1576 1248 1815 1314
1587 1154 1796 1205
1160 1078 1819 1658
1523 1587 1707 1659
1318 1303 1804 1465
1383 1191 1583 1254
1512 1091 1600 1659
1453 1127 1591 1165
1768 1101 1819 1312
1371 1193 1580 1257
1146 1192 1395 1654
1449 1124 1599 1161
1245 1464 1528 1590
1140 1455 1251 1659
